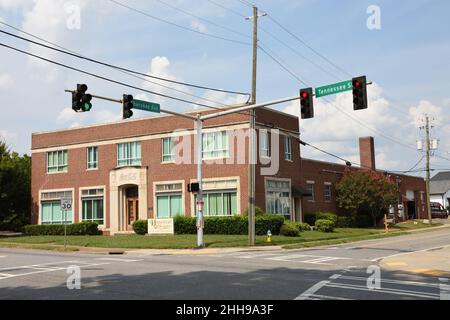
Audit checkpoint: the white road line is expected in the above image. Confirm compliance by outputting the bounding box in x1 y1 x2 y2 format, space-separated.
0 260 81 272
370 243 450 262
236 253 283 259
97 258 144 263
0 262 110 281
325 283 440 299
309 294 353 300
295 274 342 300
338 275 442 288
0 256 6 258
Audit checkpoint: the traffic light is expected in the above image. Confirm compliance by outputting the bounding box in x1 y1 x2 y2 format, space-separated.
352 76 368 111
122 94 134 119
187 183 200 193
72 84 92 112
300 87 314 119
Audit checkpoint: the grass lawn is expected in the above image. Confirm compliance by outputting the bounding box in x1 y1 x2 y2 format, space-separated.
390 220 443 230
0 228 398 250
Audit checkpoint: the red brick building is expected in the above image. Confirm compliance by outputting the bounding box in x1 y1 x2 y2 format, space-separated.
31 107 426 234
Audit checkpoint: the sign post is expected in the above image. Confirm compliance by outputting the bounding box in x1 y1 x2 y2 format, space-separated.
61 198 72 250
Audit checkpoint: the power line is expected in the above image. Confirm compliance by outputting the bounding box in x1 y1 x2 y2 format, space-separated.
0 27 250 99
108 0 251 46
204 0 248 18
0 41 228 109
153 0 251 39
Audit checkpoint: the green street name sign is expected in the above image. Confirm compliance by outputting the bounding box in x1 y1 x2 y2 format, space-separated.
133 99 160 113
315 80 352 98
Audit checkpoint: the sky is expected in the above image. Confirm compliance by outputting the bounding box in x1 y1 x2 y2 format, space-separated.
0 0 449 177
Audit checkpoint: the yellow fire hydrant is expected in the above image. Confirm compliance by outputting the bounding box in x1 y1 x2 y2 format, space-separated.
267 229 272 243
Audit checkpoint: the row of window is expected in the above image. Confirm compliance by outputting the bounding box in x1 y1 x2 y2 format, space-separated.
306 181 333 202
40 179 296 225
46 131 294 173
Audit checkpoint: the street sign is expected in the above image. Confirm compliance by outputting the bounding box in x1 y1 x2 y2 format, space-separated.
60 198 72 211
315 80 353 98
133 99 160 113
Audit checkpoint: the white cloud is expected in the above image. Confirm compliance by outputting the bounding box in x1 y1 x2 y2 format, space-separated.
0 0 28 10
190 20 207 33
57 107 78 124
408 100 444 127
0 73 14 88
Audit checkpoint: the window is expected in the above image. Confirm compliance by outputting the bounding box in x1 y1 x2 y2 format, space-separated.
195 192 237 216
40 191 73 224
306 181 315 202
284 136 292 161
117 142 141 166
81 188 104 225
202 131 229 159
266 179 291 216
324 183 332 202
162 137 175 162
87 146 98 169
47 150 68 173
193 179 238 216
155 183 183 218
260 130 270 158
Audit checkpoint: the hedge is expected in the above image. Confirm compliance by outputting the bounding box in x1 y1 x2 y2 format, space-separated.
315 219 335 233
336 215 373 228
133 220 148 235
24 222 100 236
173 214 285 235
280 222 300 237
304 212 337 226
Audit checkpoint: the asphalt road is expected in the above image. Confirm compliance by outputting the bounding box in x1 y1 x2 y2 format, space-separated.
1 228 450 300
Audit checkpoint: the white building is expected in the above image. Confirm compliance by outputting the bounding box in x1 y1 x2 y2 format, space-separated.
430 172 450 208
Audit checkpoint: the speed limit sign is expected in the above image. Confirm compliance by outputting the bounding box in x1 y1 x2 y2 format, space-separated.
61 198 72 211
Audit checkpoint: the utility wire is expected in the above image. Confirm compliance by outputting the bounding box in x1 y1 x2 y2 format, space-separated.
153 0 251 39
108 0 251 46
204 0 248 18
0 42 230 109
0 28 250 98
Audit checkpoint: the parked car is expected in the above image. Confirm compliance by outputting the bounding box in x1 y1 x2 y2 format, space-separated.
430 202 449 219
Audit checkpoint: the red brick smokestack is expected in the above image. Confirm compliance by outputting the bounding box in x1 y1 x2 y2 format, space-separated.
359 137 376 170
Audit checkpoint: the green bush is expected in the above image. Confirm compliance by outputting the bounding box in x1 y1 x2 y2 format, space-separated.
255 214 285 235
336 216 356 228
174 216 197 234
173 214 285 235
280 222 300 237
24 222 100 236
242 207 265 217
316 212 338 225
315 219 335 233
296 222 312 232
132 220 148 235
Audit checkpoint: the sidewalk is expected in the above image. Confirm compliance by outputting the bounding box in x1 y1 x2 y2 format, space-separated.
380 245 450 277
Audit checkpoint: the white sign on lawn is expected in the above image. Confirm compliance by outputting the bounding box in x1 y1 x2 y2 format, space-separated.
148 218 174 235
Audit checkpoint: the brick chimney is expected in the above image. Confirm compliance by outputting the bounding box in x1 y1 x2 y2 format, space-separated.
359 137 376 170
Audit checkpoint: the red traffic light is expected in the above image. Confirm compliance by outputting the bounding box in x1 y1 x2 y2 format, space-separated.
301 91 308 99
354 80 360 88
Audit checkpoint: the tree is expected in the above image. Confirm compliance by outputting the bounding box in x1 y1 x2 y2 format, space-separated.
0 140 31 231
335 170 398 227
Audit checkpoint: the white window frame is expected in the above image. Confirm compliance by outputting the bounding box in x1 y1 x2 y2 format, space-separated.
38 188 75 225
153 180 185 218
306 180 315 202
324 182 332 202
79 186 106 228
46 150 68 173
284 135 292 161
161 137 175 163
190 177 240 217
86 146 98 170
265 177 292 218
202 131 229 160
260 129 270 158
117 141 142 167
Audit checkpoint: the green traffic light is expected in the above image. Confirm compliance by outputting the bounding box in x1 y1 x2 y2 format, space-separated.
82 103 92 112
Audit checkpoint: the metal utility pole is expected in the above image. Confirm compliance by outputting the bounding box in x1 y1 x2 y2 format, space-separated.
196 114 205 248
248 5 258 246
425 115 433 224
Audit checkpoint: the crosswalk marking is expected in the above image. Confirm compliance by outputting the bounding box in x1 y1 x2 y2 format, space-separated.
97 258 144 263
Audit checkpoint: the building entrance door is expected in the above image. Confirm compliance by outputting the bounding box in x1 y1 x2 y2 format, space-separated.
126 198 139 231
